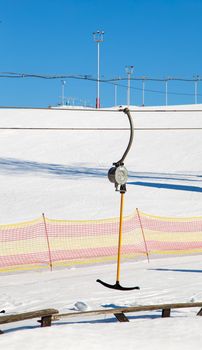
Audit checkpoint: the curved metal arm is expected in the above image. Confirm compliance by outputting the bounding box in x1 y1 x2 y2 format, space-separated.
114 107 134 166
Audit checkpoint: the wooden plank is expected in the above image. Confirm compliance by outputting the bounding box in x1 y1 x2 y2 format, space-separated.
197 308 202 316
38 315 53 327
0 308 58 325
54 302 202 320
114 313 129 322
162 308 171 318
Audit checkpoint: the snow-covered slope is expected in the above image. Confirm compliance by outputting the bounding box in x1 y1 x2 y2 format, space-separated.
1 255 202 349
1 105 202 349
0 105 202 223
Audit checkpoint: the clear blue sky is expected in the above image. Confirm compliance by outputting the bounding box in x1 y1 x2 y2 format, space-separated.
1 0 202 107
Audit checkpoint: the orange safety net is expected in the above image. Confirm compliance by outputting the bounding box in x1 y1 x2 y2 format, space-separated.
1 211 202 273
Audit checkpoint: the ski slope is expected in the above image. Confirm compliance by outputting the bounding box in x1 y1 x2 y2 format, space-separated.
1 105 202 349
0 104 202 223
1 256 202 349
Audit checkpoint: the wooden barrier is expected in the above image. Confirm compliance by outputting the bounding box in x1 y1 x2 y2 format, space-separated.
1 302 201 334
0 308 59 334
53 302 202 323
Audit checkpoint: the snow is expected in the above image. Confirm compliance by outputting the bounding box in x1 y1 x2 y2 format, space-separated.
1 105 202 348
1 256 202 349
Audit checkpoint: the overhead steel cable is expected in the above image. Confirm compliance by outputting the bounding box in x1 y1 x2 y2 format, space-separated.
0 72 202 98
102 79 202 97
1 106 202 112
0 127 202 131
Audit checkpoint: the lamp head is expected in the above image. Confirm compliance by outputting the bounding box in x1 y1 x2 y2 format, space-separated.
108 165 128 192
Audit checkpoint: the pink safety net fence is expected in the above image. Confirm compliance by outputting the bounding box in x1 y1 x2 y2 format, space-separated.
1 211 202 273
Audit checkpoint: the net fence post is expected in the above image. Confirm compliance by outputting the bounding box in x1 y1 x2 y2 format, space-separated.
136 208 150 263
42 213 53 271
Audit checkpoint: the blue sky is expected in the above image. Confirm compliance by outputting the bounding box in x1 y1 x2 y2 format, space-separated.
1 0 202 107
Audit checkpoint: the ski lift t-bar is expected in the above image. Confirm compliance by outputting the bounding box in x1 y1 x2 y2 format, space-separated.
108 107 134 193
96 107 140 290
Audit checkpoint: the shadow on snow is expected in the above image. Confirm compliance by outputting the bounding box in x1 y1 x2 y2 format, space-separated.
128 181 202 193
149 268 202 273
0 158 202 193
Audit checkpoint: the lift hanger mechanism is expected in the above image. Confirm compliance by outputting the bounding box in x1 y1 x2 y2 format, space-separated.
97 107 140 291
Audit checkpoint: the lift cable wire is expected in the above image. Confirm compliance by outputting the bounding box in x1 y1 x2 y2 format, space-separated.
0 72 202 98
1 106 202 113
0 127 202 131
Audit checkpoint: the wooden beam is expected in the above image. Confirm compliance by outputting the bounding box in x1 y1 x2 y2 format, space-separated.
162 308 171 318
0 308 59 325
38 315 53 327
114 313 129 322
197 308 202 316
54 302 202 320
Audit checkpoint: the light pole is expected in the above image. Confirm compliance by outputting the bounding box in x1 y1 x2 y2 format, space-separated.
141 76 147 106
93 30 104 108
61 80 66 105
165 79 168 106
114 83 117 106
193 75 199 104
165 78 171 106
125 66 134 106
114 77 120 106
165 77 173 106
